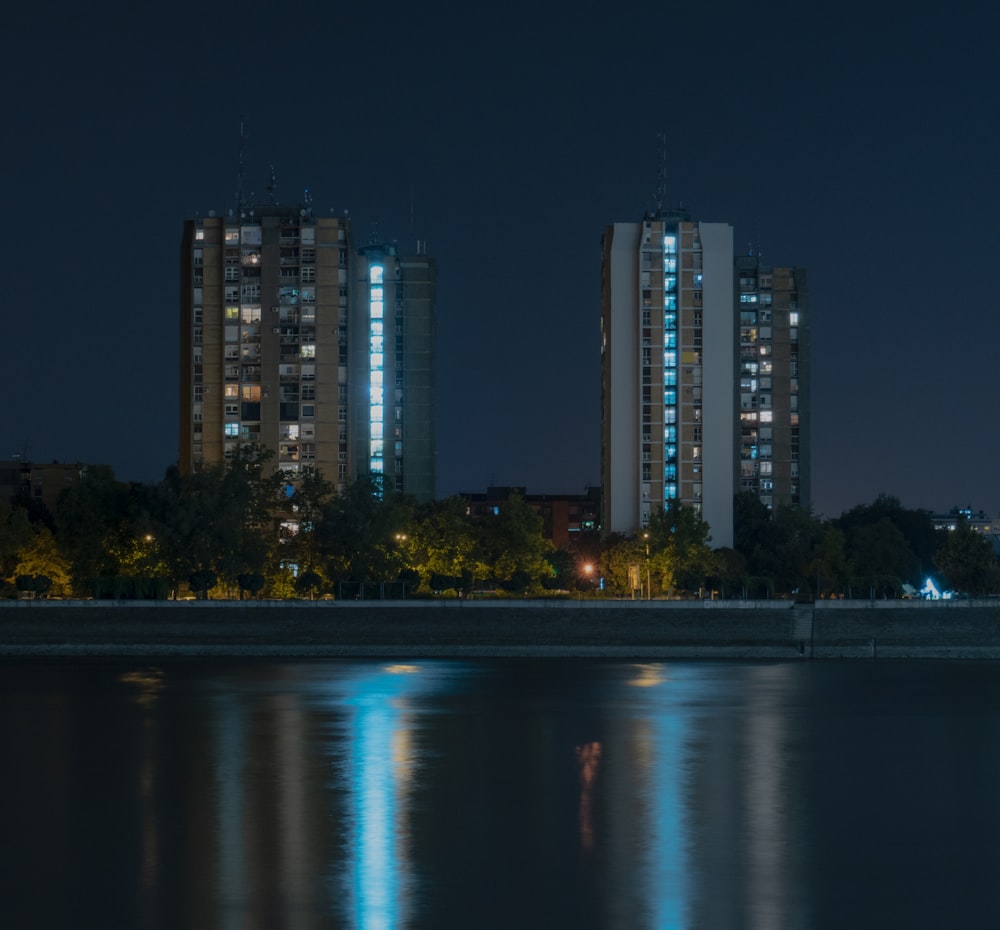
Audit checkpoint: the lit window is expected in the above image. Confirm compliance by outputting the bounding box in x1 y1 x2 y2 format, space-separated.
224 423 239 437
789 312 799 326
759 410 773 423
195 228 205 241
224 385 238 399
301 345 316 359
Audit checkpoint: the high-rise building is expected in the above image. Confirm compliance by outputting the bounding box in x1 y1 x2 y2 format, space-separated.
180 205 435 500
600 209 809 547
735 256 810 511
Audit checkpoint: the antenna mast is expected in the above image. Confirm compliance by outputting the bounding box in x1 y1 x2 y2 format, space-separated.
267 164 277 205
237 116 248 214
655 131 667 214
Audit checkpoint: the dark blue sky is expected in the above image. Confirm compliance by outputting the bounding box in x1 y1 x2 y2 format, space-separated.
3 2 998 519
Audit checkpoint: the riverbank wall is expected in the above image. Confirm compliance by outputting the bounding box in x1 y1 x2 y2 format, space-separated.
2 599 1000 658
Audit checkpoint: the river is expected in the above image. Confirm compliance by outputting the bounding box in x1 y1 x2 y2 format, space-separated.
2 658 998 929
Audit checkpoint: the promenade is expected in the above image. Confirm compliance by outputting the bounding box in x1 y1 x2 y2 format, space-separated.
3 599 1000 658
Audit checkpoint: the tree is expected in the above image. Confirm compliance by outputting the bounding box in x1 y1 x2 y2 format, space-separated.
275 466 335 577
808 525 849 597
0 506 32 595
845 518 912 592
152 450 278 598
646 502 719 596
408 496 485 595
599 533 646 597
55 465 133 593
934 521 1000 596
476 492 555 593
15 574 51 598
236 571 266 600
295 570 324 600
315 477 416 586
189 569 218 600
13 527 72 597
835 494 938 585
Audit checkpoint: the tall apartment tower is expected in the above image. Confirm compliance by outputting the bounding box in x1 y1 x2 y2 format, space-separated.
601 210 810 547
601 210 736 547
180 205 436 500
735 255 810 510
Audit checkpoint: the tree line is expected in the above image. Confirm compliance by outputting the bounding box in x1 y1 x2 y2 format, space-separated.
1 456 996 599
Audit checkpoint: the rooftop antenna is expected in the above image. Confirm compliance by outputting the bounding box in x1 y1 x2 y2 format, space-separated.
237 116 248 213
654 131 668 214
267 164 277 205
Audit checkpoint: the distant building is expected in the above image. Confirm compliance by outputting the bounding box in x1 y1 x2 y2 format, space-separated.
601 210 737 546
460 486 600 549
931 507 1000 535
600 208 810 548
0 460 88 515
180 203 436 501
734 255 810 510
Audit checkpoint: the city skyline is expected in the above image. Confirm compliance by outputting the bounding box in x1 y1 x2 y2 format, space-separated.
4 3 999 521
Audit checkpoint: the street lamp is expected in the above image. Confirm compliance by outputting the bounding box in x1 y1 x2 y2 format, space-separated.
643 532 651 600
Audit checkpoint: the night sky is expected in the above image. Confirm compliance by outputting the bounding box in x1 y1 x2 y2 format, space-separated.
4 2 998 520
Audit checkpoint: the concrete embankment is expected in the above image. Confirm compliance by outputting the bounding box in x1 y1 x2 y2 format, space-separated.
2 599 1000 658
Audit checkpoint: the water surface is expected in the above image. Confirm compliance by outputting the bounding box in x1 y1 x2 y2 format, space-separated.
2 658 999 929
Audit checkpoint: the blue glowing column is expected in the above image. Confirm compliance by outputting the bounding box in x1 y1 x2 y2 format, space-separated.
369 264 386 490
662 233 679 504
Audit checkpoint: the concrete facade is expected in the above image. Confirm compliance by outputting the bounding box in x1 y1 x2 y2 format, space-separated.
601 212 735 545
601 210 811 547
180 207 436 501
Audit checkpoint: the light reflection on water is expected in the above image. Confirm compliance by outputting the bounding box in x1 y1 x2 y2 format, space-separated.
6 659 1000 928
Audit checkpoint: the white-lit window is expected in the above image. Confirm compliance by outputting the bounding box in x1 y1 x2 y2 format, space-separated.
759 410 773 423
